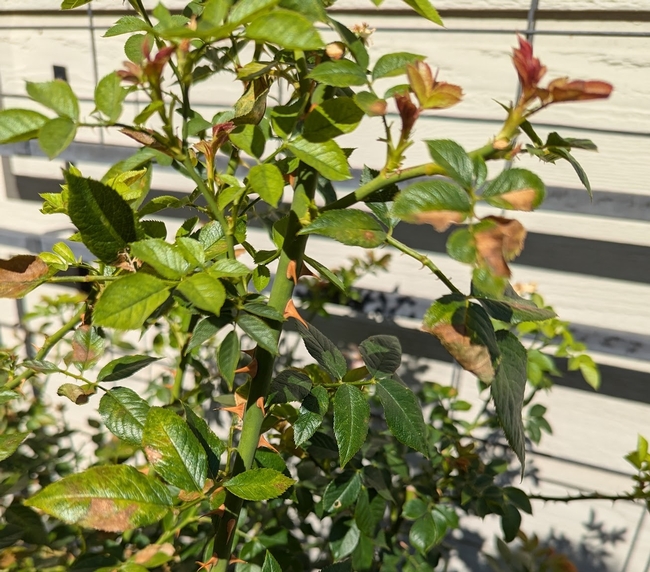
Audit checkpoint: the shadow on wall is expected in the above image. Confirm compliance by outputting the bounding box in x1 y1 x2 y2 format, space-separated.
466 510 626 572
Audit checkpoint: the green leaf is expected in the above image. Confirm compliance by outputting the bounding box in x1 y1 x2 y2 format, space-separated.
446 228 476 263
270 369 312 404
229 124 265 157
299 210 386 248
329 17 369 69
104 16 152 37
270 96 305 139
182 404 226 479
303 97 364 142
94 72 127 123
0 432 29 462
66 173 139 264
26 80 79 120
401 0 443 25
176 272 226 315
492 331 527 469
354 488 385 536
354 91 387 117
334 385 370 468
38 116 76 159
403 498 427 520
261 551 282 572
426 139 474 189
68 325 104 372
218 330 240 388
224 468 294 501
142 407 208 492
393 180 471 230
228 0 279 25
209 258 250 277
21 359 59 373
296 321 347 379
504 486 532 515
375 377 428 455
94 274 170 330
0 388 20 405
308 60 367 87
0 109 48 144
61 0 92 8
473 283 556 323
409 510 447 555
99 387 150 446
359 335 401 378
280 0 327 21
238 313 278 355
24 465 172 532
293 386 328 446
243 302 284 322
554 148 592 198
372 52 425 80
131 239 190 280
245 9 324 50
248 163 285 207
482 168 546 211
330 521 360 561
288 137 351 181
303 255 346 292
501 504 521 543
97 355 159 382
323 471 362 513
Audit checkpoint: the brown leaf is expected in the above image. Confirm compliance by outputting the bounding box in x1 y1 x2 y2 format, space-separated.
428 323 495 382
546 77 613 103
0 255 49 298
132 543 175 565
120 127 156 146
80 498 138 532
474 217 526 277
412 210 465 232
499 188 537 211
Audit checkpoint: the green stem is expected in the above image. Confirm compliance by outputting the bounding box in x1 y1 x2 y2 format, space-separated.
322 121 519 214
48 275 119 284
180 158 237 261
385 235 461 294
8 304 86 389
212 165 318 571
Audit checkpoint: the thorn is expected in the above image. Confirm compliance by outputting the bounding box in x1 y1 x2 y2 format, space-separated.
255 396 266 416
230 557 246 564
234 359 258 378
196 556 218 571
299 262 315 278
234 248 246 258
286 260 298 284
226 519 236 541
219 392 247 419
283 299 308 327
258 434 278 452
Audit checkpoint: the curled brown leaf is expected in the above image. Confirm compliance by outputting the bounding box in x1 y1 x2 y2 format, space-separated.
474 216 526 277
0 255 49 298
